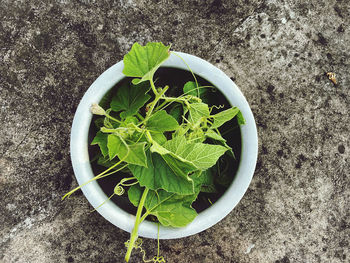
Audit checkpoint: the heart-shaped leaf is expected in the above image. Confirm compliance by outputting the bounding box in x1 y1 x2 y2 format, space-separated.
128 184 198 227
122 42 171 84
110 81 151 118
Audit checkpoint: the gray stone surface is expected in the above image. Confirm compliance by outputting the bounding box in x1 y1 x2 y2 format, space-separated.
1 0 349 262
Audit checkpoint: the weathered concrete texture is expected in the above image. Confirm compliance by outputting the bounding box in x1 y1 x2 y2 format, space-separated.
1 0 349 262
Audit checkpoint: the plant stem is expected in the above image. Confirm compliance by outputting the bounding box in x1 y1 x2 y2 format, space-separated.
145 130 153 143
125 187 149 262
101 126 142 133
145 85 169 119
160 96 188 103
105 113 122 124
172 52 199 91
154 100 168 112
62 162 127 200
136 112 145 121
139 211 150 222
97 164 127 179
157 223 160 258
150 79 158 96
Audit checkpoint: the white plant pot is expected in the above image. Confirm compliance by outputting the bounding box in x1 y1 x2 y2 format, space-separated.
70 52 258 239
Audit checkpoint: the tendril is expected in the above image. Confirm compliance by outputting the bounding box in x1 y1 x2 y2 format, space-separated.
124 238 166 263
119 176 138 186
114 176 138 196
151 256 166 263
90 176 138 212
114 185 125 195
209 104 225 114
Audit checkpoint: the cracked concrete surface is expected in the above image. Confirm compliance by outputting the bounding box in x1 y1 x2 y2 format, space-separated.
1 0 349 262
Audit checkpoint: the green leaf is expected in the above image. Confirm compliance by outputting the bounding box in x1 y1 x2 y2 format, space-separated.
128 151 196 195
124 143 148 167
211 107 240 129
214 154 235 188
149 131 167 145
205 129 226 142
128 185 198 227
150 141 169 155
188 103 209 124
110 81 151 118
172 125 190 137
91 131 108 157
94 117 104 129
237 111 245 125
215 170 233 188
183 81 198 96
107 134 147 167
168 104 182 123
146 110 179 132
124 116 138 125
205 129 234 158
191 169 216 193
107 134 126 160
145 189 197 227
163 136 227 170
97 155 112 168
122 42 171 84
183 81 205 98
97 155 119 169
179 142 227 170
98 89 114 110
128 129 165 145
188 129 206 143
183 81 209 103
128 184 142 207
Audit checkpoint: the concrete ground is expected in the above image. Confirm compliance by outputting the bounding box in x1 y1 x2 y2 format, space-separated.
1 0 349 262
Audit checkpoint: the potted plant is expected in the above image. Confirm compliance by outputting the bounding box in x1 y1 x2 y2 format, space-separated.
65 42 258 262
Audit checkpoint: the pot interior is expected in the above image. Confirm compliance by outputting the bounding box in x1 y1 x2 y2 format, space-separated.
88 67 242 218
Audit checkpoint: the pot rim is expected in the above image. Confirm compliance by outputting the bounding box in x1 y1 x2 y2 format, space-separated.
70 51 258 239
